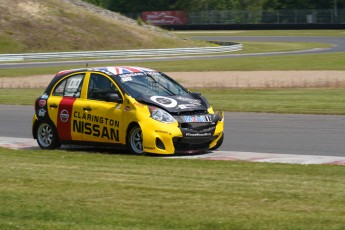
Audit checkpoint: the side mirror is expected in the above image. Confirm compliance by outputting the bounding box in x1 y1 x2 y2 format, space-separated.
105 93 123 103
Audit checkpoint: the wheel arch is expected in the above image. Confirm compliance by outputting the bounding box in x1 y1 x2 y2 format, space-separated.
126 121 140 143
33 116 57 138
35 118 61 149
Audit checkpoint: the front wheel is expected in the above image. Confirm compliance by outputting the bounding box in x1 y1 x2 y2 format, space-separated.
127 125 144 155
36 120 61 149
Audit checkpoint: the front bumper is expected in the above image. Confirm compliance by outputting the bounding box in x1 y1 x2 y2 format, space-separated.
140 114 224 155
172 135 219 154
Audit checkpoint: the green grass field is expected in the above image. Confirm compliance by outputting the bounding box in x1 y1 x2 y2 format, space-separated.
1 51 344 78
2 88 345 115
174 29 345 37
1 148 344 230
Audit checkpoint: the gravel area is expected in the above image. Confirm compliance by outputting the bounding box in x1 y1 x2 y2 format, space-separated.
1 71 345 88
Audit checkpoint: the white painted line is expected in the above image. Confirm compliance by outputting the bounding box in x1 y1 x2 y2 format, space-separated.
0 137 344 165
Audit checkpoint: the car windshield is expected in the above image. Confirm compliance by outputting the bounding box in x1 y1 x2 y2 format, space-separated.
116 71 188 98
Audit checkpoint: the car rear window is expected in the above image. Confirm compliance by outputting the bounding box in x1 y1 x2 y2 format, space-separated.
53 74 84 97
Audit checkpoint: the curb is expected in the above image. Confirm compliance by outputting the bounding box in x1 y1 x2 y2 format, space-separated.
0 137 344 165
0 137 38 149
172 151 345 165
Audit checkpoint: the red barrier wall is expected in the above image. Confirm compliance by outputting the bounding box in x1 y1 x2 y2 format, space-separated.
141 11 188 25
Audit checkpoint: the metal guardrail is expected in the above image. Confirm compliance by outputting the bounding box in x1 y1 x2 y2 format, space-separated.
0 44 242 62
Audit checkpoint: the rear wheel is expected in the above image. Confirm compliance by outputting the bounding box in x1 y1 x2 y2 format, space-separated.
127 125 144 155
36 120 61 149
210 132 224 151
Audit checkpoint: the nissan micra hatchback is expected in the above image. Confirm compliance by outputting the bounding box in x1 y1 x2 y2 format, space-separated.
32 66 224 154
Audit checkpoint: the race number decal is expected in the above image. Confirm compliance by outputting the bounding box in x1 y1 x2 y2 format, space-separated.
66 76 82 90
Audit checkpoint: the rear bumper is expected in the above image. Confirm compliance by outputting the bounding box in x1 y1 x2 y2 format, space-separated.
32 115 38 139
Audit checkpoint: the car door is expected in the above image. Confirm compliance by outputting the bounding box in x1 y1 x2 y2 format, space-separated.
47 72 86 142
72 72 125 144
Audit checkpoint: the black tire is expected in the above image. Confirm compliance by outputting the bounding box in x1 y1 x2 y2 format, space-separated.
36 120 61 149
127 125 144 155
210 132 224 151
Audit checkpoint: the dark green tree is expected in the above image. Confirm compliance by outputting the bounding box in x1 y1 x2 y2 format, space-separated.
82 0 345 13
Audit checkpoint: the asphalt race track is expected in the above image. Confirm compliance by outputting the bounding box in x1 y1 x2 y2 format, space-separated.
195 36 345 54
1 105 345 160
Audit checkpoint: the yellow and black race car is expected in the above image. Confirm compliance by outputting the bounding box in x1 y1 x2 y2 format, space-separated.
32 66 224 154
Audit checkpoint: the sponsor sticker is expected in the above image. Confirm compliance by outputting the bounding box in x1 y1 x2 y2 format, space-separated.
186 132 212 137
38 108 46 117
133 102 144 108
72 112 121 142
119 72 144 80
183 115 212 123
184 149 200 154
176 96 201 105
38 100 46 107
144 146 155 150
121 76 132 82
60 109 69 123
178 104 200 110
41 93 49 99
155 130 172 135
150 96 177 108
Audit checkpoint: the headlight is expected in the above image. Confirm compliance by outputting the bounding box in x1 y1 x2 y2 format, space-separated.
149 106 176 123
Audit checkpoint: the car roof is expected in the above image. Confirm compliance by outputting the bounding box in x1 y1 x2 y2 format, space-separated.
44 66 160 95
55 66 156 77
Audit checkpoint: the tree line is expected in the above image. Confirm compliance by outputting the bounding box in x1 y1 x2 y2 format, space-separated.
83 0 344 13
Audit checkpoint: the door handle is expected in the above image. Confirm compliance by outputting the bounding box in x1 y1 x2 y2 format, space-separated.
83 106 92 111
50 104 58 108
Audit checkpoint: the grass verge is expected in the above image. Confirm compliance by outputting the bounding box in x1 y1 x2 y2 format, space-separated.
196 88 345 115
0 148 344 230
0 52 344 78
2 88 345 115
0 89 43 105
136 52 345 72
174 29 345 37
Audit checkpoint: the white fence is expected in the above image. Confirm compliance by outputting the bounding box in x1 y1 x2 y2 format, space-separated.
0 44 242 62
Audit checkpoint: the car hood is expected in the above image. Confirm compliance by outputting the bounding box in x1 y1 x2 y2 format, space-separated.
136 93 209 113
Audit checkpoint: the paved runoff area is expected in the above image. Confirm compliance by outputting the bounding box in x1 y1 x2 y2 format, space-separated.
1 136 344 165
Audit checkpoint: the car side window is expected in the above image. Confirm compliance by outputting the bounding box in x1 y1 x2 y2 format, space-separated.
53 74 84 98
88 74 119 101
